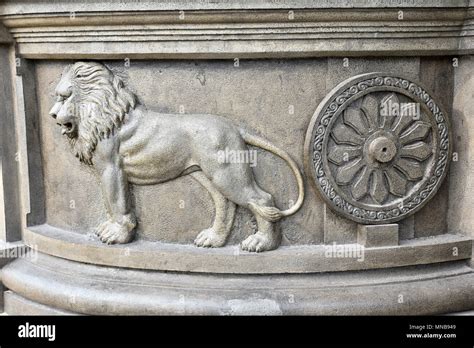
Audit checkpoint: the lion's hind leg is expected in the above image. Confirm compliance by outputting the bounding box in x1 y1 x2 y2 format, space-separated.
191 171 236 248
198 158 281 252
240 188 281 253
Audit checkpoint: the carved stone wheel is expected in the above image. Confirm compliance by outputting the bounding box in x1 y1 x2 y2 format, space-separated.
304 73 451 224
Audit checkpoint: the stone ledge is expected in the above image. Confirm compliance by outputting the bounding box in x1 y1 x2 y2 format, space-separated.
1 2 473 58
2 253 473 315
22 224 473 274
0 0 470 14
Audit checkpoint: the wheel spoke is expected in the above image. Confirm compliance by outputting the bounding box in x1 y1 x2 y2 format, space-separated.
328 145 362 165
336 158 365 185
395 158 425 181
344 107 369 136
380 93 399 131
331 123 364 146
400 121 431 145
391 114 415 137
370 170 388 204
361 94 380 131
400 141 433 161
351 166 372 200
385 167 407 197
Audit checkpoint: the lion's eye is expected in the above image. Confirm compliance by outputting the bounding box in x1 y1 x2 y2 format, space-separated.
57 96 64 102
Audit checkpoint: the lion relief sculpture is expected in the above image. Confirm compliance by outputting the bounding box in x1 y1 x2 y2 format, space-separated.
49 62 304 252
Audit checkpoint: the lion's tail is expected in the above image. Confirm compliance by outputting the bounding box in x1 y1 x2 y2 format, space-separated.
239 128 304 222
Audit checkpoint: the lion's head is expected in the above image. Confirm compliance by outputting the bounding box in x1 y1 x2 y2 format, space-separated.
49 61 136 165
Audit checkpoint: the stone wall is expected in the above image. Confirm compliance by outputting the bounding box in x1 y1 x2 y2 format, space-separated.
0 0 473 315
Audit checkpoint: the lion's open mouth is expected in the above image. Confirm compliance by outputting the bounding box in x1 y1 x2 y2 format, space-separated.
58 122 77 137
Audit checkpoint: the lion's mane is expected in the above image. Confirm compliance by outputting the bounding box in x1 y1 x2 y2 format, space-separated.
68 62 136 165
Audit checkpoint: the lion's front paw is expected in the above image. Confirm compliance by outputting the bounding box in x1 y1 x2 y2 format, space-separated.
241 231 279 253
96 217 135 244
194 228 226 248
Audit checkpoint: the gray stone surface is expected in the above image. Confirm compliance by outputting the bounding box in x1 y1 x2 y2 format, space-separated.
449 55 474 264
323 204 357 244
0 241 27 313
0 0 473 316
449 56 474 238
358 224 399 248
23 224 472 274
1 1 473 59
0 45 21 242
4 291 77 315
398 215 415 240
16 59 45 227
414 57 454 238
2 252 473 315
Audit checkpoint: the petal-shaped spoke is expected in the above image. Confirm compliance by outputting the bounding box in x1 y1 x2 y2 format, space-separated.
336 158 365 185
400 121 431 145
384 167 407 197
361 94 380 131
370 170 388 204
331 123 364 146
351 166 372 200
391 114 414 136
380 93 399 131
328 145 362 165
400 141 433 161
395 158 424 181
343 107 369 136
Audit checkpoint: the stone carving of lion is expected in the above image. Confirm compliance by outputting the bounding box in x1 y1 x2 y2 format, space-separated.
49 62 304 252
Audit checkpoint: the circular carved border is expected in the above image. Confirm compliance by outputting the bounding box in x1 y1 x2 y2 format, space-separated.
304 73 452 224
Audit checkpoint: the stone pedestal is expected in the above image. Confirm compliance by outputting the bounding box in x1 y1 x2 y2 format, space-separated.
0 0 473 315
358 224 399 248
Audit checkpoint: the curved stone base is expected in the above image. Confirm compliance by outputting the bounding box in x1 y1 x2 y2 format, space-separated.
2 252 474 315
3 291 77 315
